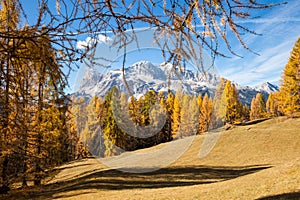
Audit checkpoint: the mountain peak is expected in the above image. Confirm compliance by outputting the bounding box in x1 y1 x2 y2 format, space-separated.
131 60 152 67
79 67 103 90
255 82 279 93
75 60 278 105
125 60 166 81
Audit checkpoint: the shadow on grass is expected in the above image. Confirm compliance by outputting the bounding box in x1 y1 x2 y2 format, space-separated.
235 118 271 126
7 164 271 200
257 191 300 200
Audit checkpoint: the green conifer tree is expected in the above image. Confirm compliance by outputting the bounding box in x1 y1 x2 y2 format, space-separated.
103 87 124 156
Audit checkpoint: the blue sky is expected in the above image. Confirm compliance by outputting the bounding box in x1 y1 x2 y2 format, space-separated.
72 0 300 91
19 0 300 91
214 0 300 86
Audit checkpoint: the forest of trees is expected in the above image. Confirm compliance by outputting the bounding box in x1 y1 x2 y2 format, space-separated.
0 0 298 194
1 35 300 191
72 80 250 158
0 0 87 192
250 38 300 120
74 37 300 160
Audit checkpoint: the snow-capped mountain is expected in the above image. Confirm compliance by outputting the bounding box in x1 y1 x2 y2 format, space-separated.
74 61 278 105
254 82 280 93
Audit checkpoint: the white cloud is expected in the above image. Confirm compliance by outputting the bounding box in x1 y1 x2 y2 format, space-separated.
237 17 300 25
217 0 300 86
237 1 300 46
76 34 112 49
97 34 112 43
76 39 89 49
219 38 295 87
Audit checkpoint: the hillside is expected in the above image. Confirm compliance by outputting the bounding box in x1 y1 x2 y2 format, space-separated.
5 117 300 200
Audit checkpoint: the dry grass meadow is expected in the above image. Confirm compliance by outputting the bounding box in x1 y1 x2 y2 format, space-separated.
4 116 300 199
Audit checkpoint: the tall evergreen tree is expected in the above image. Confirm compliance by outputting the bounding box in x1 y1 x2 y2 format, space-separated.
190 96 200 135
221 80 242 124
29 31 68 186
128 96 140 125
66 106 82 160
171 90 181 139
81 96 105 157
72 97 88 136
279 38 300 115
250 93 266 120
211 77 227 128
165 91 175 140
179 94 191 137
0 0 20 190
103 87 125 156
197 94 203 134
199 93 213 133
266 92 280 117
0 1 75 187
141 90 157 126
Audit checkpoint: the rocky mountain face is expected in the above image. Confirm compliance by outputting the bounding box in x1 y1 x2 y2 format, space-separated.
73 61 278 105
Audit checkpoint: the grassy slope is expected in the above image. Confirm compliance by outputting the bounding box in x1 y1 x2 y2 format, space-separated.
5 117 300 200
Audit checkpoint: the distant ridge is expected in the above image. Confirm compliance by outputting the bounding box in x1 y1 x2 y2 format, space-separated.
73 61 279 105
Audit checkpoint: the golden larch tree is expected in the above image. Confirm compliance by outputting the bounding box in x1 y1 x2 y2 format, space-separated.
279 38 300 115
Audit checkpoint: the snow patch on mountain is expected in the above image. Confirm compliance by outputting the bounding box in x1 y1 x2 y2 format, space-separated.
74 61 279 105
254 82 280 93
